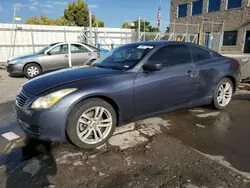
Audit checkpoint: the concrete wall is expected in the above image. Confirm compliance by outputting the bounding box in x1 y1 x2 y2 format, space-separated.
170 0 250 54
0 23 135 63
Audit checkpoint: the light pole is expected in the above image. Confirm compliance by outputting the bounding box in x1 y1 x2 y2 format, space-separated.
9 6 22 58
89 10 92 45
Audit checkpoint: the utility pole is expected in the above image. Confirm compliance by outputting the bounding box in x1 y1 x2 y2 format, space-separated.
9 6 17 59
160 0 162 33
138 16 141 41
144 18 146 41
89 10 92 45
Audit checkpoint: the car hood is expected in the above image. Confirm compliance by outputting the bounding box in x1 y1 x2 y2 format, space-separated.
23 66 121 95
9 53 37 61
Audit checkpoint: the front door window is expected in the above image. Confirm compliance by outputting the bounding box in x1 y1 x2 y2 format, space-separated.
49 44 68 55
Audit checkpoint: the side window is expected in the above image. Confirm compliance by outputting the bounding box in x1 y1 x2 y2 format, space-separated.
71 44 90 53
190 46 211 62
49 44 68 55
149 44 191 66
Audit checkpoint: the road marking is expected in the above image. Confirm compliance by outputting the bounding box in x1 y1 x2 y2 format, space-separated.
1 132 20 141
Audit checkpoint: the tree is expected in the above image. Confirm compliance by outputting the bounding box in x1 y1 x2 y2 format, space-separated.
64 0 104 27
40 15 51 25
25 0 104 27
25 17 41 25
54 16 75 26
91 15 104 27
93 20 104 27
64 0 89 26
25 15 56 25
122 20 159 32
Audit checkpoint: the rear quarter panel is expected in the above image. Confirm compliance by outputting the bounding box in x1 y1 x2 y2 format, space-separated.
194 56 239 100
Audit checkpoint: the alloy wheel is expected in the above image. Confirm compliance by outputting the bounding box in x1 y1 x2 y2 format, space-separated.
217 82 233 107
76 106 113 144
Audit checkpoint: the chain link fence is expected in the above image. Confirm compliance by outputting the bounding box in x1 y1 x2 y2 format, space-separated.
0 22 224 65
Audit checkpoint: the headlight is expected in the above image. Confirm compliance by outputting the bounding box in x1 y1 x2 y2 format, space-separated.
8 60 18 64
31 88 77 109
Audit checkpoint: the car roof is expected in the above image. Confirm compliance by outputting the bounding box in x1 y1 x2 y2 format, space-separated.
48 42 99 49
124 40 203 47
131 40 216 53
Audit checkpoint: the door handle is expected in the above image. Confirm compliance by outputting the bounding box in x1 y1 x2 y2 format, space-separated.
65 54 68 58
186 70 196 76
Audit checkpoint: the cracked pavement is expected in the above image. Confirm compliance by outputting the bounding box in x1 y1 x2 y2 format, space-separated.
0 70 250 188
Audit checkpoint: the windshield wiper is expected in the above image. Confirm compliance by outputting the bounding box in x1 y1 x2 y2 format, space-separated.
93 64 124 70
93 64 109 69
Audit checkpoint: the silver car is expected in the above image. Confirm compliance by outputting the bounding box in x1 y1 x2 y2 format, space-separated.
6 42 101 78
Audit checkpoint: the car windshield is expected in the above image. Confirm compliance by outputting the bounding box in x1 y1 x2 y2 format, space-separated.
36 43 57 54
92 44 155 70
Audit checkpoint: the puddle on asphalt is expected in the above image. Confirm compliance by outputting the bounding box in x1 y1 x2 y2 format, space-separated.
160 99 250 175
0 138 54 174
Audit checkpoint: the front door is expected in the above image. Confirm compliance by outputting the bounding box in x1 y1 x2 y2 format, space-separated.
134 44 198 116
244 31 250 53
39 43 69 71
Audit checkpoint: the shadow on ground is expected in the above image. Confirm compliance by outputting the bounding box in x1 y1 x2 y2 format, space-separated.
0 138 56 188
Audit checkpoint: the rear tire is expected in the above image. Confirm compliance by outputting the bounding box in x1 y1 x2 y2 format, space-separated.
66 98 117 149
86 59 96 65
213 78 234 110
24 63 42 78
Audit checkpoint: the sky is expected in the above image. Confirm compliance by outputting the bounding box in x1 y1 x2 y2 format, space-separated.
0 0 171 29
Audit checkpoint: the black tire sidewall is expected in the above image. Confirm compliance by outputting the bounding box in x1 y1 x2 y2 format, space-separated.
86 59 96 65
213 78 234 110
66 98 117 149
24 63 42 78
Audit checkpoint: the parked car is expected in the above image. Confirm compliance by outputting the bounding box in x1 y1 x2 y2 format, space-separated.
6 42 103 78
15 41 241 149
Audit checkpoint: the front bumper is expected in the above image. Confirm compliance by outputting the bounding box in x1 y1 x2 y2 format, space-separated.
6 63 24 75
15 90 69 141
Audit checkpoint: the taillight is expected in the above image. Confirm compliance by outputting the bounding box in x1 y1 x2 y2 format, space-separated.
233 58 240 69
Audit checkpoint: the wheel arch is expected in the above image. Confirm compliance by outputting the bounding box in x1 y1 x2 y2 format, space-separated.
66 94 120 126
64 95 120 144
23 62 43 72
211 74 237 101
86 59 97 65
224 75 236 93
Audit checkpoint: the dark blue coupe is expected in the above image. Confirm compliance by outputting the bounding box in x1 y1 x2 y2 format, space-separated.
15 41 241 148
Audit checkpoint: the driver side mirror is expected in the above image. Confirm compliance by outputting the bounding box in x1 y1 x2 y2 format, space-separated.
46 51 52 55
143 61 162 72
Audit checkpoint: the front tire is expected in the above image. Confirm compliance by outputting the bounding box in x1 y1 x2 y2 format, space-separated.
66 98 117 149
213 78 234 110
24 63 42 78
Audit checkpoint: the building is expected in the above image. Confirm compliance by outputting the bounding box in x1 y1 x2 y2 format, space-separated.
170 0 250 54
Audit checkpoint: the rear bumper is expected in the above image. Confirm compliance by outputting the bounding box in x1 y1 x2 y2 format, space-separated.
6 64 24 75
